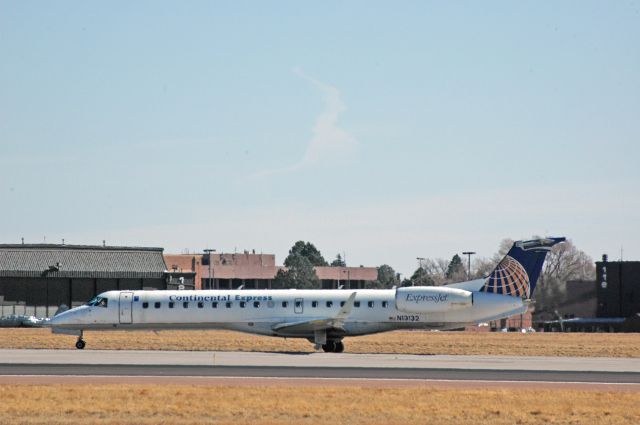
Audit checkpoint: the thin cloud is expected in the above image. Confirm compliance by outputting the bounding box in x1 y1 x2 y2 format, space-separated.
293 68 357 167
251 69 357 178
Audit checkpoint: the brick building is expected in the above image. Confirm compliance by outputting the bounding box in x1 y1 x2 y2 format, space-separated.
163 251 378 290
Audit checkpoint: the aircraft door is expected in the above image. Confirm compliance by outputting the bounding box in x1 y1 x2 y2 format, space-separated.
119 292 133 324
294 298 304 314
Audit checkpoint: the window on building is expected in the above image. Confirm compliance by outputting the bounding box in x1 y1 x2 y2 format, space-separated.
168 302 174 309
311 301 318 308
326 301 333 308
282 301 288 308
226 302 232 308
253 301 260 308
368 301 374 308
155 302 161 309
212 302 218 308
197 302 204 309
183 302 189 309
354 301 360 308
240 301 246 308
382 301 388 308
142 302 149 309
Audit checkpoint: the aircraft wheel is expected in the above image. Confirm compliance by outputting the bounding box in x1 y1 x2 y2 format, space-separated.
334 341 344 353
322 340 336 352
75 339 86 350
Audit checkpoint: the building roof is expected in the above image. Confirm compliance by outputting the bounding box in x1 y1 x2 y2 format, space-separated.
315 266 378 281
0 244 167 279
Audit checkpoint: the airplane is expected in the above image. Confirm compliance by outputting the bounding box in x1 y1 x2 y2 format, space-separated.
48 237 565 352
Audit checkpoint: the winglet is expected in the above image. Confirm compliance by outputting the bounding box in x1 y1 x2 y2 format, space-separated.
336 292 357 320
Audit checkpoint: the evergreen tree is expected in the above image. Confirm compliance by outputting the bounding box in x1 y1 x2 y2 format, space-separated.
285 241 328 267
368 264 400 288
330 253 346 267
446 254 464 279
274 254 321 289
410 267 435 286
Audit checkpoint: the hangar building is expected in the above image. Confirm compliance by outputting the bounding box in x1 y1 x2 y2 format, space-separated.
0 244 194 318
596 258 640 318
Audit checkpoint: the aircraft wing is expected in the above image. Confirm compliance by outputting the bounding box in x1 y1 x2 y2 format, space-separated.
271 292 356 334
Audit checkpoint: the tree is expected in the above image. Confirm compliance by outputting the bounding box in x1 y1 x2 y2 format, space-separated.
419 258 450 285
410 267 435 286
330 253 346 267
400 278 414 287
445 254 464 280
542 239 595 282
285 241 328 267
470 257 495 279
492 238 514 263
274 254 321 289
533 239 596 320
368 264 400 288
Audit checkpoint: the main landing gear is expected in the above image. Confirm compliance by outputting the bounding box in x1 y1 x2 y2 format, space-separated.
75 331 86 350
321 340 344 353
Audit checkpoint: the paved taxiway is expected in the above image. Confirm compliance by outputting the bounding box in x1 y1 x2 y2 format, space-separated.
1 350 639 389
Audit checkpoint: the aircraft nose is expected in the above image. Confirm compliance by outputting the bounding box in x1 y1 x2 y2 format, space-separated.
49 306 89 327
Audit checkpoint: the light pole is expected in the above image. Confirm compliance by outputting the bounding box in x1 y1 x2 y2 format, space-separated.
342 269 351 289
462 251 476 280
204 249 216 289
415 257 425 286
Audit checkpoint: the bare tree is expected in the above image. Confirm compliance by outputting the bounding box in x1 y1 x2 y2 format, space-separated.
471 257 495 279
419 258 450 285
542 239 595 282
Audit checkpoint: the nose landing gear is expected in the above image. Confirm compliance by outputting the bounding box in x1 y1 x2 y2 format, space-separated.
75 331 85 350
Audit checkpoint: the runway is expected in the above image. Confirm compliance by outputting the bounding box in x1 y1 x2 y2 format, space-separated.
2 350 639 389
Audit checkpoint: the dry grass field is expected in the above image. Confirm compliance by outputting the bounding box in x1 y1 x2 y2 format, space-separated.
0 328 639 357
0 384 639 424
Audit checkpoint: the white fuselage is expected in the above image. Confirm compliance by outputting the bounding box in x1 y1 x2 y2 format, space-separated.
50 287 527 339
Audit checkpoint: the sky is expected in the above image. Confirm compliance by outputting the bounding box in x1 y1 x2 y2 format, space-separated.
1 1 639 276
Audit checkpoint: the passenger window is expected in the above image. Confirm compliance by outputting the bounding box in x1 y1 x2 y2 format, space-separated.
240 301 246 308
311 301 318 308
267 301 275 308
295 301 302 308
168 302 174 309
340 301 346 307
253 301 260 308
142 302 149 309
212 302 218 308
326 301 333 308
197 302 204 309
183 302 189 308
226 302 232 308
155 302 161 309
282 301 288 308
368 301 374 308
354 301 360 308
382 301 388 308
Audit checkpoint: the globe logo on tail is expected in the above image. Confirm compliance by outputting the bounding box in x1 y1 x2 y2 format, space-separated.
481 256 530 298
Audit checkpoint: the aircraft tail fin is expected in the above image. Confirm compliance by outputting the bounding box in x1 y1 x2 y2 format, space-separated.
480 237 565 299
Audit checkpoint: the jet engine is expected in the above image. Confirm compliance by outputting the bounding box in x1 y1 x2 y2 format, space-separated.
395 286 473 313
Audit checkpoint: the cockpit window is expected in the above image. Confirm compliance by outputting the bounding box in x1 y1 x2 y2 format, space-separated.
86 296 108 308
